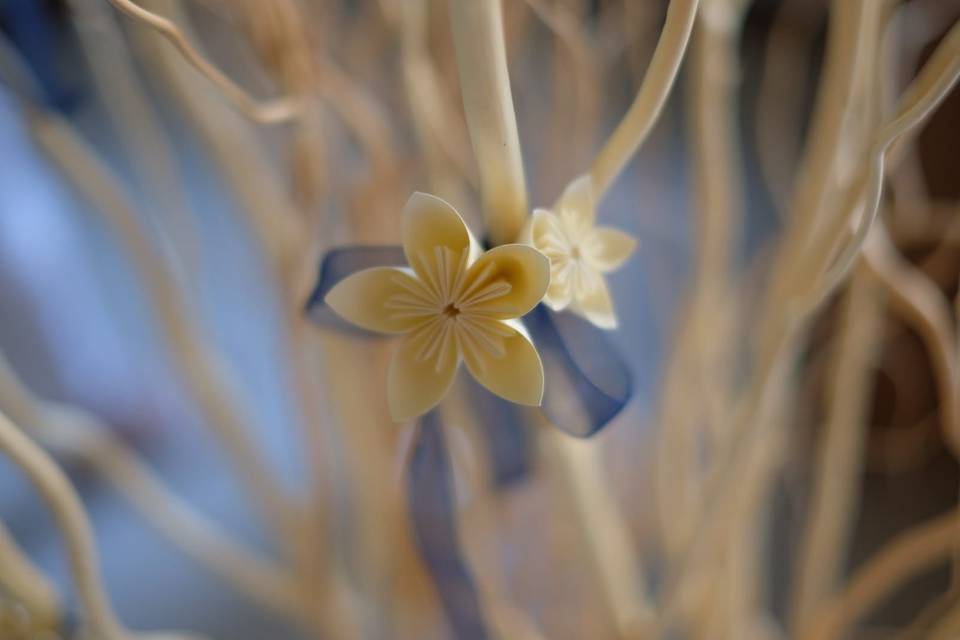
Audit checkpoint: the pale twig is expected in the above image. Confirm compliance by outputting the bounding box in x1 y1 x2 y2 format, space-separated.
654 2 882 626
807 19 960 304
753 0 820 215
800 510 960 640
25 109 302 564
0 518 60 627
524 0 601 193
0 408 126 640
399 0 476 196
131 9 361 635
449 0 528 245
589 0 699 198
779 0 875 247
37 403 311 623
105 0 299 124
681 3 762 634
656 0 746 569
790 274 885 633
449 2 650 633
862 223 960 455
542 424 654 636
0 349 307 622
69 0 201 274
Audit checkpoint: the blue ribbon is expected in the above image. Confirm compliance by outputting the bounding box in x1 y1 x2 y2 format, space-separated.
306 246 633 636
307 246 632 439
526 305 632 438
408 411 489 640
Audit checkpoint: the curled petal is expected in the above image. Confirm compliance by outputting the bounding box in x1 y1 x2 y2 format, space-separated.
586 227 637 272
463 320 544 406
529 208 566 252
325 267 426 334
388 331 460 421
543 278 573 311
463 244 550 318
403 192 475 281
574 277 617 329
555 174 595 232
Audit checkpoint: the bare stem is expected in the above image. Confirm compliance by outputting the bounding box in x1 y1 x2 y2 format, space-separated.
0 409 126 640
449 0 527 244
589 0 699 198
106 0 299 123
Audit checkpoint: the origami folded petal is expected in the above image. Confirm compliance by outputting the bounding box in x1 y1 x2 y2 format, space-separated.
573 276 617 330
388 327 460 421
527 174 636 329
326 191 550 421
463 244 550 319
586 227 638 273
325 266 425 334
462 319 544 407
403 192 476 281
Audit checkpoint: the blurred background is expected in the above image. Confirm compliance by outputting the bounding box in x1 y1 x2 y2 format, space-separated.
0 0 959 638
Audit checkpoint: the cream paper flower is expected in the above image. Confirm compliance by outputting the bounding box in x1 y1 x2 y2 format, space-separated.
528 175 637 329
326 192 551 421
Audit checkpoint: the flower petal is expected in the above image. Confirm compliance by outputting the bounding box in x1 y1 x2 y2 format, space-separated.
462 244 550 319
585 227 637 272
325 267 427 334
529 208 566 252
463 320 544 406
543 279 573 311
573 276 618 329
555 174 596 232
403 192 474 281
388 330 459 421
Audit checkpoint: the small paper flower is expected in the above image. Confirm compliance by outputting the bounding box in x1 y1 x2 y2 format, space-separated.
528 175 637 329
326 193 550 421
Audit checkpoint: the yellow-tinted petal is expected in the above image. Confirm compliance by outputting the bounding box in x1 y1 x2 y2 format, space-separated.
387 330 460 421
543 280 573 311
529 208 566 252
462 244 550 319
555 174 595 232
463 320 544 406
573 277 617 329
325 267 426 334
585 227 637 272
403 192 474 281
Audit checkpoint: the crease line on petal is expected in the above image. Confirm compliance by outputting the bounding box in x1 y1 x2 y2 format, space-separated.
325 267 427 334
388 331 460 422
463 321 544 406
464 244 550 319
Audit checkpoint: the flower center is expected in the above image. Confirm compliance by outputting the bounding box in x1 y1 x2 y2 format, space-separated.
570 245 582 261
442 303 461 319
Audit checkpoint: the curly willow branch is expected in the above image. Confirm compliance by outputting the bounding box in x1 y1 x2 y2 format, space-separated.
803 19 960 309
0 409 126 640
26 109 303 563
589 0 699 199
800 510 960 640
0 348 306 621
105 0 299 124
0 518 60 626
450 0 527 244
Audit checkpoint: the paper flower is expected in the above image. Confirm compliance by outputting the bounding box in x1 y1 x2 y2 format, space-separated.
528 175 637 329
325 193 550 421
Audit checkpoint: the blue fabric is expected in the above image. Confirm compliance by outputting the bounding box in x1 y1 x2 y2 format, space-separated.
0 0 79 111
408 411 489 640
462 375 533 487
525 305 632 438
306 246 406 337
306 246 633 637
306 245 633 439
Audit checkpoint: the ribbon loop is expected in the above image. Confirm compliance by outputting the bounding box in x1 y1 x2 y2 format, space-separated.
408 411 490 639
